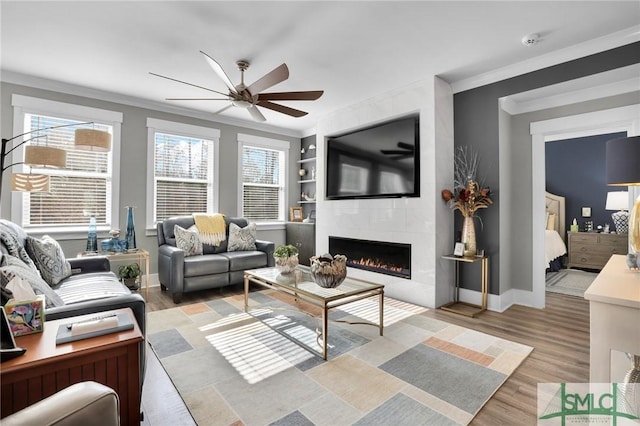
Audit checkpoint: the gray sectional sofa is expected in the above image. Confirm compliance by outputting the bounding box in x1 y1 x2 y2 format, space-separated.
0 219 146 384
157 216 275 303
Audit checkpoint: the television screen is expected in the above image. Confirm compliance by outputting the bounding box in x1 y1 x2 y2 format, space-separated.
326 115 419 200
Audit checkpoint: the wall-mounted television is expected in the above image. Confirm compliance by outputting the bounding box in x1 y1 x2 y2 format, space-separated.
326 115 420 200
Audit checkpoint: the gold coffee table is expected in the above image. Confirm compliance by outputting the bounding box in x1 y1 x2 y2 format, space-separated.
244 267 384 360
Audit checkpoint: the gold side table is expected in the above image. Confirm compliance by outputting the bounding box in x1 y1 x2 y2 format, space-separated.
77 249 150 300
440 254 488 317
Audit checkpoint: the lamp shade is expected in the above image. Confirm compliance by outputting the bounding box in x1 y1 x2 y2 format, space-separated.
11 173 50 192
606 136 640 186
605 191 628 211
24 146 67 168
74 129 111 152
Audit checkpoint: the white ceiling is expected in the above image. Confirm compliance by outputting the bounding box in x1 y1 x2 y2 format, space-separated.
2 1 639 136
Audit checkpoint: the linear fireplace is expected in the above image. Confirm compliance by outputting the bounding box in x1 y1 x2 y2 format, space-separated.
329 236 411 279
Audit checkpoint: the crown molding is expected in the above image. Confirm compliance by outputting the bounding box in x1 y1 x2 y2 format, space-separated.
500 63 640 115
451 25 640 94
0 70 303 139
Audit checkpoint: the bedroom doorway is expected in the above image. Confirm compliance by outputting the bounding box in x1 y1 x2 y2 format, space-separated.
530 104 640 308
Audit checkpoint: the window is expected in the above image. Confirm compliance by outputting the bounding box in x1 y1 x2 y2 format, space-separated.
238 134 289 222
146 118 219 228
11 95 122 234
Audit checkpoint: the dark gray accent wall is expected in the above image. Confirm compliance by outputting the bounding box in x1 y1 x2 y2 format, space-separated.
0 82 300 274
546 131 626 232
453 41 640 295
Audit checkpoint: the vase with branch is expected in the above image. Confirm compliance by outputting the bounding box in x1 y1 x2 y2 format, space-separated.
441 146 493 256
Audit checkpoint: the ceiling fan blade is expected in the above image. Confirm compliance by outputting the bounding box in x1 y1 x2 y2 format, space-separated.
166 98 229 101
397 142 414 151
212 104 233 115
149 72 229 97
257 100 308 117
257 91 324 101
381 149 410 155
246 63 289 95
248 105 266 122
200 51 237 93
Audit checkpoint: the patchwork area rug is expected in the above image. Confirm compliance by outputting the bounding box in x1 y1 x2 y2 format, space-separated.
545 268 598 297
147 290 533 426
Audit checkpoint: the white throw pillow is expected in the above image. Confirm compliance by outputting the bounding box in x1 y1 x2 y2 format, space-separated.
227 222 257 252
174 225 203 257
25 235 72 287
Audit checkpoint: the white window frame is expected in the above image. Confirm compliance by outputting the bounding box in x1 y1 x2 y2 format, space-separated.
237 133 290 223
146 118 220 232
10 95 123 239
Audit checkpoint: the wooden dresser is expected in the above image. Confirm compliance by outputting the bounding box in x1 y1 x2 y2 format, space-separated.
567 231 628 270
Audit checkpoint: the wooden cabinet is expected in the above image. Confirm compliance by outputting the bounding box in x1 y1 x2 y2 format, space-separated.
286 222 316 266
567 232 628 270
0 308 143 425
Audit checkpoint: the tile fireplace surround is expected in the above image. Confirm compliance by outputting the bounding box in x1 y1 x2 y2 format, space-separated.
314 76 455 309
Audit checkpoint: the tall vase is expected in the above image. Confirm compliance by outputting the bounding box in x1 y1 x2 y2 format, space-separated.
125 206 137 250
86 215 98 253
461 215 476 257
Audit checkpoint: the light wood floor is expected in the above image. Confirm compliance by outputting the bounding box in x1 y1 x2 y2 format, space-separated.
141 285 589 425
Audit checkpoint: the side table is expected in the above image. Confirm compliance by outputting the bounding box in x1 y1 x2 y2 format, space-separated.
0 308 143 425
440 254 489 317
78 249 150 300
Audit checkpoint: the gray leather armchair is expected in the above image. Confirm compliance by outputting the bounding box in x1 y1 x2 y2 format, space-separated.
2 381 120 426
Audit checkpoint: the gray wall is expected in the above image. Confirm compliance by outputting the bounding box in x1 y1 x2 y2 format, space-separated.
507 92 639 292
1 82 300 274
454 41 640 295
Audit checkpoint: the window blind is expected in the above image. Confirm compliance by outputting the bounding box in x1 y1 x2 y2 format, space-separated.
241 145 284 221
23 114 112 228
153 132 212 222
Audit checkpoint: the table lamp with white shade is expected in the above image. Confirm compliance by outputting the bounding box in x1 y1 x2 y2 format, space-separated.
605 191 629 234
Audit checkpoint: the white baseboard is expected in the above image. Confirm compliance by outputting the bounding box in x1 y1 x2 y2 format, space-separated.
458 287 541 313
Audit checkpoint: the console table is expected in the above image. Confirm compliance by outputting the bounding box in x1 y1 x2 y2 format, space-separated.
440 254 489 317
0 308 143 425
78 249 150 300
584 254 640 382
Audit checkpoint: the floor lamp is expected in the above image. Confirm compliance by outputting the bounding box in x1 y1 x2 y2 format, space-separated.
606 135 640 416
1 122 111 197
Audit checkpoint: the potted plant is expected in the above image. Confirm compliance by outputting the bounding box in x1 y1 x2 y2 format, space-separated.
273 244 299 274
118 263 141 290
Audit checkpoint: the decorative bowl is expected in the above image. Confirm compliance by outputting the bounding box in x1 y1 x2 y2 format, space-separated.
275 254 299 274
310 254 347 288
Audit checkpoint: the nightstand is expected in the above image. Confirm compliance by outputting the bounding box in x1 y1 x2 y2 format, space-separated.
567 232 628 270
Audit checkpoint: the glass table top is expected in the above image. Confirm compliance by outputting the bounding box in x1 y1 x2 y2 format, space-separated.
245 266 384 302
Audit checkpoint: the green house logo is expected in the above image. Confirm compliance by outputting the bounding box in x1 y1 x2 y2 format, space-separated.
538 383 640 425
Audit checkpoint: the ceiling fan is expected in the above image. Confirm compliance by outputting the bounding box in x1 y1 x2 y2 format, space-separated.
381 142 414 159
150 51 323 122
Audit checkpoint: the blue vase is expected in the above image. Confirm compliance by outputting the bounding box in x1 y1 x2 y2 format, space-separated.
86 216 98 253
125 206 137 250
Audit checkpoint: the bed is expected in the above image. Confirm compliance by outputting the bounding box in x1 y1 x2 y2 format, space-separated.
545 191 568 271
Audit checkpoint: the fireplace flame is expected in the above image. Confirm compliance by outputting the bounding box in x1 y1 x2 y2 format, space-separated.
350 257 405 274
